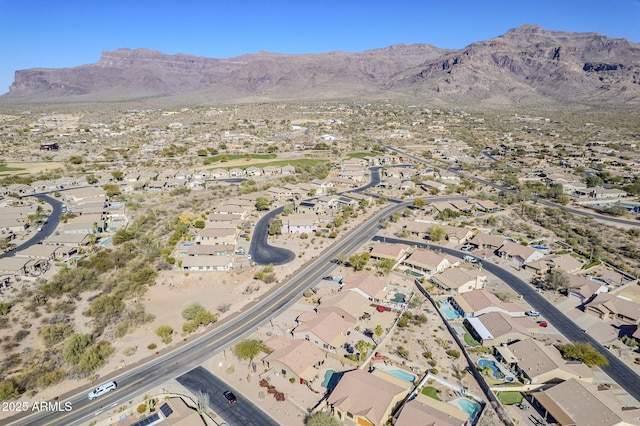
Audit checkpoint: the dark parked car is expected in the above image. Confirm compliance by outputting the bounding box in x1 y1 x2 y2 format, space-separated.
223 390 237 403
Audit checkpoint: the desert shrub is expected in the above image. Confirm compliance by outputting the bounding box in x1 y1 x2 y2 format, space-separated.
446 349 461 359
123 346 137 356
77 341 114 374
155 325 174 344
137 403 147 414
0 379 22 400
63 333 93 365
182 302 206 321
40 322 73 347
147 343 157 350
36 369 68 388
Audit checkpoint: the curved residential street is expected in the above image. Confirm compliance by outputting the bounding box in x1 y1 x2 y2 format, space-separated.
374 236 640 403
7 156 640 425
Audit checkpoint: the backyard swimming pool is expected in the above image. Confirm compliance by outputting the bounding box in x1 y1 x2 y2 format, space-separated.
452 398 482 421
321 370 336 388
392 293 406 303
531 245 549 250
478 358 504 379
439 300 462 319
385 369 416 383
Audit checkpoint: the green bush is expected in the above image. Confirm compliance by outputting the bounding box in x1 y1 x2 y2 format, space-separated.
182 302 206 321
155 325 174 344
147 343 157 350
0 379 22 400
40 322 73 348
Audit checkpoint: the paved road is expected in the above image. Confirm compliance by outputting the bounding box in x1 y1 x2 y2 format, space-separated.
373 235 640 403
177 366 278 426
8 201 412 426
249 166 383 266
249 205 296 266
0 194 64 260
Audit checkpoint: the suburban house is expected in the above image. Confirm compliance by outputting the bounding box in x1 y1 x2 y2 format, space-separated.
326 369 412 426
195 228 237 246
464 312 538 346
368 242 410 265
341 274 388 302
584 294 640 325
282 213 318 234
529 378 640 426
210 168 229 179
421 180 447 193
443 225 474 245
115 397 205 426
44 233 92 247
468 198 502 212
402 249 459 274
394 393 467 426
215 204 248 219
495 339 593 386
343 192 374 207
180 256 232 271
207 213 242 227
567 275 608 305
0 256 47 276
403 220 434 237
547 254 585 274
495 241 546 264
449 290 525 318
430 268 487 294
317 291 371 323
469 233 506 250
292 311 354 351
186 244 234 257
261 337 326 385
526 254 585 276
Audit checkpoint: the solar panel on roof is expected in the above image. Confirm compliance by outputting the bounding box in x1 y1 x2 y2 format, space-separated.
130 413 160 426
159 402 173 417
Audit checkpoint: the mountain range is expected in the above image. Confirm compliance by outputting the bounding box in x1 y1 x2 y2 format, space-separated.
3 24 640 107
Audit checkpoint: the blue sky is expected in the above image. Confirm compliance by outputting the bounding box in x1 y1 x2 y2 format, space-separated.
1 0 639 94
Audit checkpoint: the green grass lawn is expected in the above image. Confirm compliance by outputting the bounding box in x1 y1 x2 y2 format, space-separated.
421 386 441 401
208 158 329 170
203 153 277 164
463 328 481 347
0 164 26 173
345 152 372 159
497 391 523 405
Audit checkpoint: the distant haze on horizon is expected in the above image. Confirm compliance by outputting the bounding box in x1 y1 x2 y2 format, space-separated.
1 0 639 95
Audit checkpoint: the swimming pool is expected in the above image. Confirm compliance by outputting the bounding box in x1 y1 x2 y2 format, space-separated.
439 300 462 319
321 370 336 388
393 293 406 303
452 398 482 421
100 237 112 245
478 359 504 379
531 245 549 250
384 369 416 383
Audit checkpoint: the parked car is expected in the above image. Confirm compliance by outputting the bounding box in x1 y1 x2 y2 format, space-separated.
234 249 245 255
247 254 252 261
223 390 237 404
88 381 117 400
537 321 548 327
460 245 474 251
463 255 477 263
525 310 540 317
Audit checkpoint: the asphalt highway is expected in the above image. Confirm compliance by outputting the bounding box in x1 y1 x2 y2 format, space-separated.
8 201 411 426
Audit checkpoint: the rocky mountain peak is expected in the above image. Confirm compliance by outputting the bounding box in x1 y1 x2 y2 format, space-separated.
4 25 640 107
